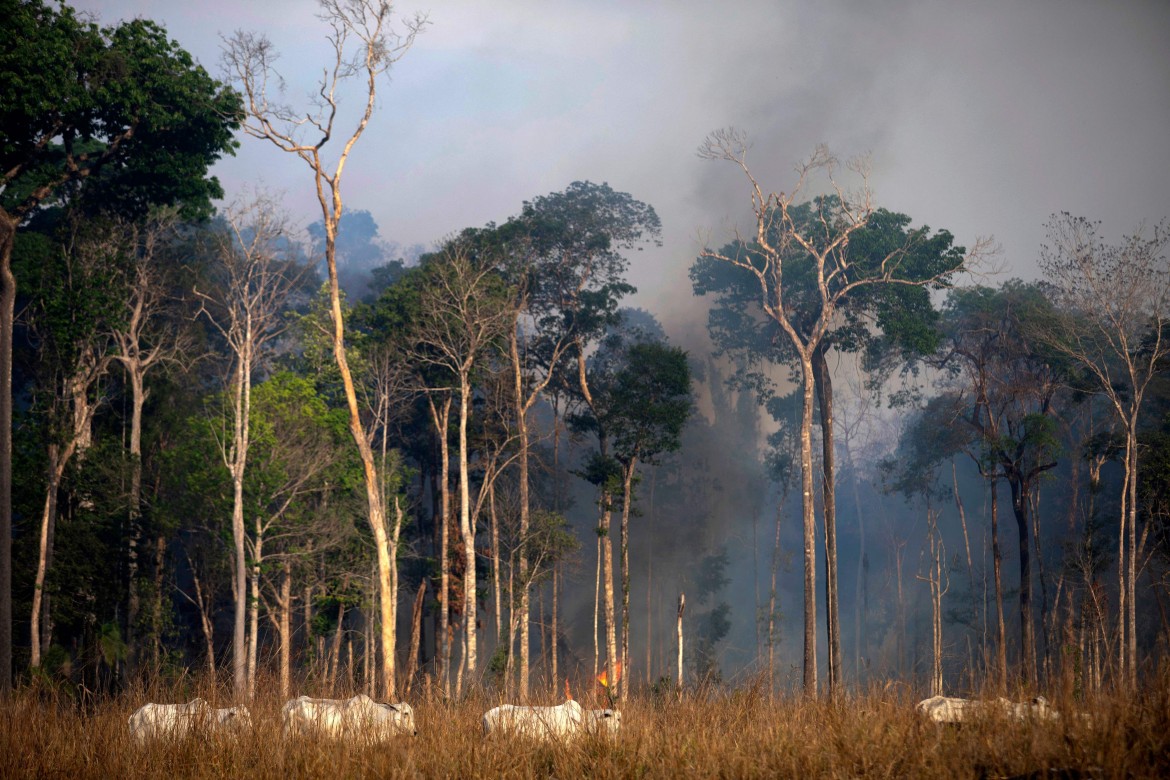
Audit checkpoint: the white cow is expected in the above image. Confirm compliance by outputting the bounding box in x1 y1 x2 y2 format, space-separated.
916 695 979 724
582 708 622 737
128 699 252 744
482 699 585 740
916 695 1059 724
282 694 416 740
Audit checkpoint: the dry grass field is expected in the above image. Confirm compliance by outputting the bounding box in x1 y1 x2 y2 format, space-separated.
2 674 1168 779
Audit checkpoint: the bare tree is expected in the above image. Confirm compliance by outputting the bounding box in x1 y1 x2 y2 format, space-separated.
195 194 305 700
106 210 194 679
411 243 512 686
698 131 987 695
1039 214 1170 689
222 0 426 698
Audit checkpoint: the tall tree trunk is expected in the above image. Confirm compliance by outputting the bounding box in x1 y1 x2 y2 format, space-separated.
511 329 533 700
601 493 618 703
429 397 452 695
228 335 253 701
280 562 291 699
30 448 63 668
798 353 818 695
676 592 685 695
619 456 637 702
247 520 262 701
1009 477 1035 687
768 496 784 692
551 566 559 689
151 535 165 672
812 347 840 697
125 370 145 679
321 217 397 700
851 464 867 683
593 532 601 681
457 377 477 684
1125 421 1138 689
405 580 426 696
0 212 15 694
990 476 1007 691
490 483 502 644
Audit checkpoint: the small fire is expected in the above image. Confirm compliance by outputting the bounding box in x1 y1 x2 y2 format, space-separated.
596 660 623 689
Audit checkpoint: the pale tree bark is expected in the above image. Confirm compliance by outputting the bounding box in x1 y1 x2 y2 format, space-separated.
195 195 302 701
917 503 948 696
619 455 637 702
426 395 452 694
699 132 988 696
412 246 513 691
507 304 574 701
107 211 189 679
1039 215 1170 690
30 345 107 668
223 0 426 701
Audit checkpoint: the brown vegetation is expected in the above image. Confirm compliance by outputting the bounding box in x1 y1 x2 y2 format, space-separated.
3 672 1169 779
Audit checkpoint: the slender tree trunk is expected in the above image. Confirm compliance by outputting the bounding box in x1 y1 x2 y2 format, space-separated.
798 353 818 695
280 562 291 699
151 535 165 672
851 466 866 683
247 521 262 700
812 348 839 697
551 566 559 688
429 397 452 695
601 493 618 702
768 496 784 692
125 370 145 679
1009 477 1035 687
511 330 533 700
1125 421 1138 688
593 533 601 681
619 456 636 702
329 601 345 692
30 449 63 668
457 377 477 684
0 213 15 694
490 483 502 643
321 215 397 701
990 476 1007 691
676 592 685 695
405 580 425 696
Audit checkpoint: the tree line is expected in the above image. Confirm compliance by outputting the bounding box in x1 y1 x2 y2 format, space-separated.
2 0 1168 703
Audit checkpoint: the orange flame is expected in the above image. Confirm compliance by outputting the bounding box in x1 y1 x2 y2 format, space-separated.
596 660 623 688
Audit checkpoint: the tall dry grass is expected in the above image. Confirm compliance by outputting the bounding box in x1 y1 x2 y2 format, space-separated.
2 672 1168 778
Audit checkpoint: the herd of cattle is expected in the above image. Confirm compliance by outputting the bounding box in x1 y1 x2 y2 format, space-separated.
127 693 620 743
125 692 1067 744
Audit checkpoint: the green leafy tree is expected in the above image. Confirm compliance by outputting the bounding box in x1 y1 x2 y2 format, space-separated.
694 133 981 696
570 317 692 701
0 0 240 689
932 282 1067 687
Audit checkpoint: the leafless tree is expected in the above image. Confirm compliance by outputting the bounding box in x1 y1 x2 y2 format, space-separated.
106 209 195 678
222 0 427 698
1039 214 1170 689
194 193 306 700
411 243 512 686
698 130 988 696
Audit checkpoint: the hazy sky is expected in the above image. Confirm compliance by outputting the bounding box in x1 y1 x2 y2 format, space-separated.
72 0 1170 338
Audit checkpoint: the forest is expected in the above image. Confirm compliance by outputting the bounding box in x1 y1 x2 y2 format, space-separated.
2 0 1169 726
